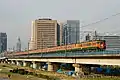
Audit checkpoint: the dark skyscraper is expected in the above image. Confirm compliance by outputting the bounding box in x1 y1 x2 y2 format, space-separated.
0 33 7 53
16 37 21 52
62 20 80 45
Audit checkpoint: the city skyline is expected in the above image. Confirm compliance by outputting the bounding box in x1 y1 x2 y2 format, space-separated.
0 0 120 49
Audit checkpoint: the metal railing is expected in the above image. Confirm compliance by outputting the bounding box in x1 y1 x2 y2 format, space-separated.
9 50 120 58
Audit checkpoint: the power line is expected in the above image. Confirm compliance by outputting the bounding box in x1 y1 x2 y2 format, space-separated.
81 12 120 28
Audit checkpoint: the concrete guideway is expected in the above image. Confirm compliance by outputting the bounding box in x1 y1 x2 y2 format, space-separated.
6 57 120 74
13 53 120 58
2 54 120 75
9 58 120 66
10 50 120 58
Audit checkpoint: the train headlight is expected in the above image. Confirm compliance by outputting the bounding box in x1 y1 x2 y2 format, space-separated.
100 44 104 47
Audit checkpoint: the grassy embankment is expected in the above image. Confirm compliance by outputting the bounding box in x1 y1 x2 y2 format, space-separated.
1 63 120 80
0 63 75 80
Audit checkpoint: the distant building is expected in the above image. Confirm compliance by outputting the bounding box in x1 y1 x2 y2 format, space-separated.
29 18 60 50
16 37 21 52
59 23 63 45
0 33 7 53
85 34 91 41
62 20 80 45
57 23 61 46
93 35 120 50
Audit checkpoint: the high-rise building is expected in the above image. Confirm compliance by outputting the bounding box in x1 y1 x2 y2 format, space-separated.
59 23 63 45
62 20 80 45
0 33 7 53
29 18 60 50
16 37 21 52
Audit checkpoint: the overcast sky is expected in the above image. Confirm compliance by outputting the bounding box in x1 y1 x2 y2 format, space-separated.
0 0 120 49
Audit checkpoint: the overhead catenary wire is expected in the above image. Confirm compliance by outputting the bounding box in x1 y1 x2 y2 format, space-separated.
81 12 120 28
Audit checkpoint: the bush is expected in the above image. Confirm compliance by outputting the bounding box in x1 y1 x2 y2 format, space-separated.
28 72 33 75
37 73 56 80
9 70 13 72
37 74 44 78
2 65 6 67
18 69 25 75
33 73 38 76
24 71 29 75
12 68 19 73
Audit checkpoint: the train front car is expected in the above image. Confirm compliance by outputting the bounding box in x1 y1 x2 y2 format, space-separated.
74 40 106 52
96 40 106 50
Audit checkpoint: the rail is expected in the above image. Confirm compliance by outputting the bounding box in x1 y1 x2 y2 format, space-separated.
9 50 120 58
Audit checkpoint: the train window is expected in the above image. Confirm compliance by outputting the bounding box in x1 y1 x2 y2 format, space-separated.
82 43 86 46
81 43 83 46
88 43 91 46
97 42 100 44
93 43 96 45
79 44 82 47
85 43 88 46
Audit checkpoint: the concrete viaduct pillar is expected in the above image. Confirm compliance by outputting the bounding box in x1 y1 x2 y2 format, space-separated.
4 60 7 64
7 61 11 64
23 61 32 67
0 60 3 63
3 59 8 64
32 61 37 69
32 62 41 69
23 61 31 67
23 61 41 69
28 62 32 67
47 62 60 71
7 60 11 64
73 64 84 74
16 61 23 66
23 61 27 67
16 61 20 66
11 60 15 64
0 59 8 64
47 62 53 71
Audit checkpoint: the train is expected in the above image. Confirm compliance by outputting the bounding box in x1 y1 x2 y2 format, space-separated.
13 40 106 56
